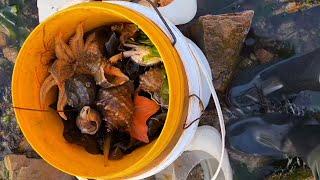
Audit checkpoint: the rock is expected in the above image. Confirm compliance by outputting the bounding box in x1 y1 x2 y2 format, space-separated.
228 148 272 172
4 155 74 180
255 48 274 64
267 167 313 180
0 33 7 47
245 38 256 46
0 160 9 179
17 138 32 153
17 138 39 158
187 164 204 180
2 47 18 63
190 10 254 93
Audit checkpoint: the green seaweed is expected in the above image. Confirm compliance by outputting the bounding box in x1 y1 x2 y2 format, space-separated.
142 46 161 62
160 70 169 105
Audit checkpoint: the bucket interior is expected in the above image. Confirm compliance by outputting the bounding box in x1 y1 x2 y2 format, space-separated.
12 2 188 179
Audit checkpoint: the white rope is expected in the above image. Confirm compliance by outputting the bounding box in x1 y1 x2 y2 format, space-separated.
189 45 226 180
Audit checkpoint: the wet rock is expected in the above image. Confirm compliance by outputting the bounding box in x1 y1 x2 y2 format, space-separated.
2 47 18 63
238 57 257 69
228 148 272 172
245 38 256 46
189 10 254 93
255 48 274 64
267 167 313 180
253 7 320 55
4 155 74 180
0 33 7 47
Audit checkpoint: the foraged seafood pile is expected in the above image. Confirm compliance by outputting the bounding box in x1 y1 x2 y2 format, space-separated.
40 23 169 160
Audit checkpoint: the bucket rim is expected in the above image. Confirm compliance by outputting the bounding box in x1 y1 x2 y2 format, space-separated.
12 2 189 179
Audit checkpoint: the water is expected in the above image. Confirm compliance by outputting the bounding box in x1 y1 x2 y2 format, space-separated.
193 0 320 179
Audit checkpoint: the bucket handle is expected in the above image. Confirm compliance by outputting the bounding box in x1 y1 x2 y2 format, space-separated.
145 0 177 46
187 42 227 180
183 94 204 129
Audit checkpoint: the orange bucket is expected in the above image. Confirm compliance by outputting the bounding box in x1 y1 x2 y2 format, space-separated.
12 2 188 179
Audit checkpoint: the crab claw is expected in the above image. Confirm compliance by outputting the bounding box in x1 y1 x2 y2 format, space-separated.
57 84 68 120
76 106 102 135
93 64 129 88
40 74 57 109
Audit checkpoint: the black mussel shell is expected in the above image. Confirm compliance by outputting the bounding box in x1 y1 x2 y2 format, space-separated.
147 113 166 140
65 75 97 109
115 59 148 89
105 32 120 58
110 131 144 155
109 146 124 160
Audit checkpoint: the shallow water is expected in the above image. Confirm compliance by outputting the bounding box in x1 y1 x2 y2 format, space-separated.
194 0 320 179
0 0 319 179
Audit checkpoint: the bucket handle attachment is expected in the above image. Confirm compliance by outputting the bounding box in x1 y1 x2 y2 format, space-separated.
183 94 204 129
145 0 177 46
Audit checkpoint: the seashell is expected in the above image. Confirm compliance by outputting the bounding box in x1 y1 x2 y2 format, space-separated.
65 74 97 109
139 68 164 93
76 106 102 135
96 82 135 131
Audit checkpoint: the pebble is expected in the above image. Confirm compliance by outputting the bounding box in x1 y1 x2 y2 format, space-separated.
245 38 256 46
255 48 274 64
0 33 7 47
4 155 74 180
2 47 18 63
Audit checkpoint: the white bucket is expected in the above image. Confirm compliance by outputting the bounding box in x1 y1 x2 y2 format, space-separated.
37 1 232 179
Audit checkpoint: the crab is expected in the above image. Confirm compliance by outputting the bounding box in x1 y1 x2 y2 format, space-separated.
40 24 129 120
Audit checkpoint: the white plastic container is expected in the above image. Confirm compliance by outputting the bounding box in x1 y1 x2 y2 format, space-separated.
158 0 198 25
37 0 197 25
37 1 232 179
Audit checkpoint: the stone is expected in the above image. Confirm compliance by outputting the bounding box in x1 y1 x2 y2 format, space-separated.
267 167 313 180
255 48 274 64
0 160 9 180
4 155 74 180
17 138 39 158
17 138 34 153
2 47 18 63
0 33 7 47
189 10 254 93
228 148 272 172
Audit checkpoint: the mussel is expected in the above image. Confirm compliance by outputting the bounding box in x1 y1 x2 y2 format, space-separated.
65 74 96 109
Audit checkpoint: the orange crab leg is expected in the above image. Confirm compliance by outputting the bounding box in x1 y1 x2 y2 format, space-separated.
40 74 56 108
70 23 85 57
55 34 75 63
104 64 129 85
57 84 68 120
109 53 124 64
